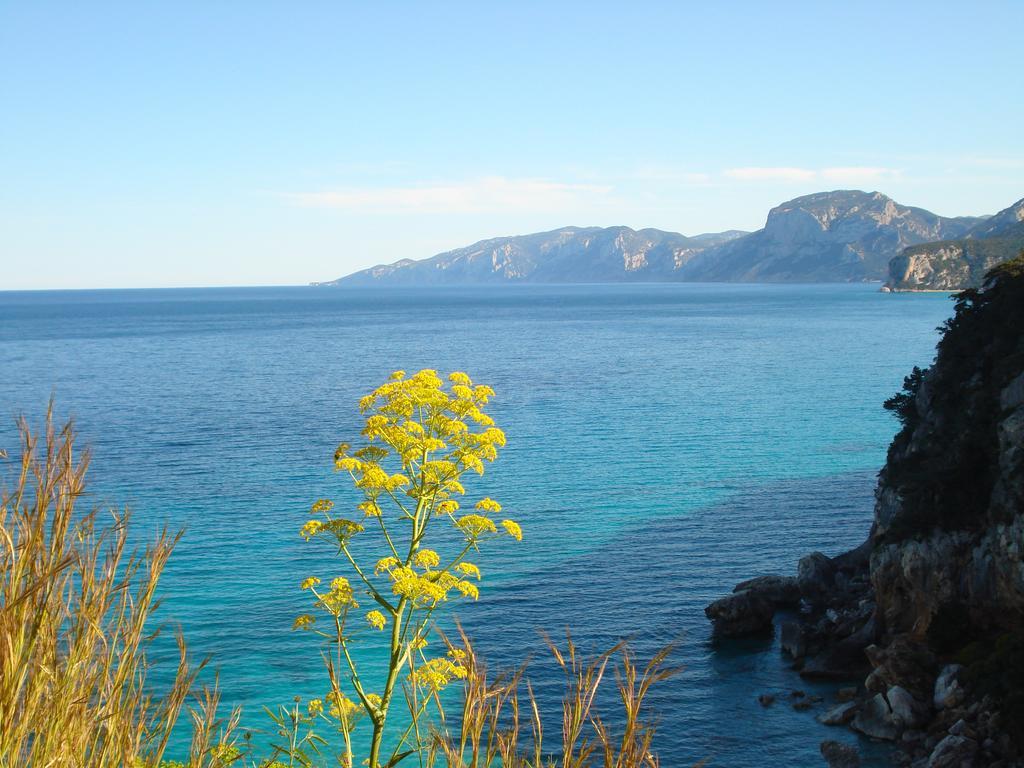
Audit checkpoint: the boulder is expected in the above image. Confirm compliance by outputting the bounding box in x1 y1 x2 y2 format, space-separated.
798 552 836 600
836 686 858 702
733 574 801 605
799 638 872 680
886 686 930 729
927 734 977 768
780 620 807 658
705 589 774 637
848 687 927 741
817 701 857 726
948 718 974 739
864 638 936 698
820 740 860 768
933 664 965 710
851 694 901 741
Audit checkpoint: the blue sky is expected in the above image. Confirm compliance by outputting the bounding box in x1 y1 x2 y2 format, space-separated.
2 1 1022 289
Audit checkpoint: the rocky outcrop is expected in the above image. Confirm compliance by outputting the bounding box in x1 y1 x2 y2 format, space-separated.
708 256 1024 766
679 191 982 283
872 255 1024 642
885 197 1024 291
704 575 799 636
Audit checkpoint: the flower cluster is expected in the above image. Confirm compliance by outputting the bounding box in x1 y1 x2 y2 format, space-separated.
374 554 480 607
293 371 524 768
408 649 469 692
326 691 365 731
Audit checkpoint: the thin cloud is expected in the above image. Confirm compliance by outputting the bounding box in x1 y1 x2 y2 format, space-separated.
820 166 901 182
285 176 613 214
724 167 817 182
627 165 712 183
724 166 901 183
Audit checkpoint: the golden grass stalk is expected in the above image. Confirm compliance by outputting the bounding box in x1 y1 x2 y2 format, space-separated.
433 627 681 768
0 409 234 768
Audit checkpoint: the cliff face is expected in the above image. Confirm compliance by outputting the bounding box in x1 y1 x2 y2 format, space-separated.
325 226 745 285
677 191 982 283
706 255 1024 766
873 255 1024 640
885 198 1024 291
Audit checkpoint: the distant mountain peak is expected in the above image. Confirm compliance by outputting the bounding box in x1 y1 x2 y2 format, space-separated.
680 190 985 283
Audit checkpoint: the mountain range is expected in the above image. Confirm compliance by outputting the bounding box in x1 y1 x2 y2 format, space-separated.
319 190 1022 289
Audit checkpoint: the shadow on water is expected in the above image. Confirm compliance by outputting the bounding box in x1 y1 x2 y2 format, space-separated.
460 469 893 768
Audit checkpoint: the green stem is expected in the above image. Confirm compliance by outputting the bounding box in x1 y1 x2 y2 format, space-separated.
369 597 407 768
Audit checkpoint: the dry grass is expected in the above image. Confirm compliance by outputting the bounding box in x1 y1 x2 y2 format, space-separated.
0 410 680 768
432 628 682 768
0 410 235 768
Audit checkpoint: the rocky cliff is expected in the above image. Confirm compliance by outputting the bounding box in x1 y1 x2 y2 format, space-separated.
885 197 1024 292
681 191 983 283
707 255 1024 767
319 191 989 286
322 226 746 285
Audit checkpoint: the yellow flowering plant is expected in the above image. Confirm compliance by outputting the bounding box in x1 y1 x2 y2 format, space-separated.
295 370 521 768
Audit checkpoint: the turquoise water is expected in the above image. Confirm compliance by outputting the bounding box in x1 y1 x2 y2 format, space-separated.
0 283 954 766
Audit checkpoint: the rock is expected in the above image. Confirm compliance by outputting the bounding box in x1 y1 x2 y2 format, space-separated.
817 701 857 725
780 620 807 658
705 589 774 636
871 256 1024 640
933 665 965 710
733 574 801 605
948 719 975 739
865 667 887 694
864 638 936 698
800 639 872 680
927 734 978 768
847 687 928 741
820 740 860 768
886 198 1024 291
702 261 1024 767
837 686 859 702
851 694 901 741
887 686 930 729
757 693 775 707
793 698 814 711
798 552 836 600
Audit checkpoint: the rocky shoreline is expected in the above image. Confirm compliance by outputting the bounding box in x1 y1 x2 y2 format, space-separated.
707 256 1024 768
707 545 1021 767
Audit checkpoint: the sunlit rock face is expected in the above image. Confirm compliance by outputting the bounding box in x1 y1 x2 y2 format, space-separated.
886 197 1024 291
679 190 983 283
327 226 746 285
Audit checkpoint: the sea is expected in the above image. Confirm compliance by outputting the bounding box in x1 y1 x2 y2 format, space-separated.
0 283 955 767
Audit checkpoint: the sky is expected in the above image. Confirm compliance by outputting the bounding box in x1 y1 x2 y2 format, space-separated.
1 1 1022 289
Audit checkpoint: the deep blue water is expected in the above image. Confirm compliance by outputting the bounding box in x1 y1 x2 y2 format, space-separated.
0 283 954 766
